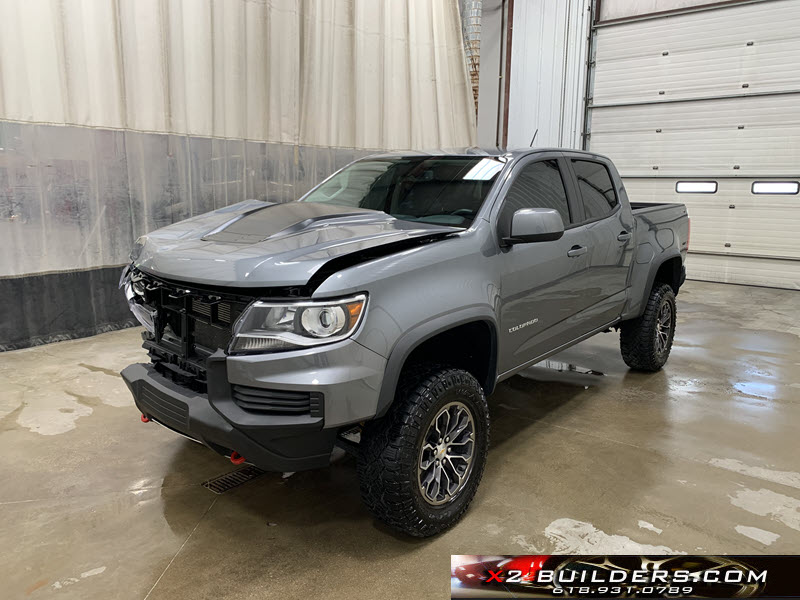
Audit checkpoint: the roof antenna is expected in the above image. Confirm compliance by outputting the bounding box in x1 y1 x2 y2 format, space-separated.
529 129 539 147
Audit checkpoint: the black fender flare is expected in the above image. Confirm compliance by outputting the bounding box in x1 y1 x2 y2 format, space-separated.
646 251 683 295
374 307 499 418
625 250 683 321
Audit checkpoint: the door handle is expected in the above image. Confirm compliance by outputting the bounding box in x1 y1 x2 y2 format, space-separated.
567 245 587 258
617 231 632 242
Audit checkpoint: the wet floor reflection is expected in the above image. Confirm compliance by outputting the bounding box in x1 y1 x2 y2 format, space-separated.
532 359 605 377
507 358 608 398
733 381 778 400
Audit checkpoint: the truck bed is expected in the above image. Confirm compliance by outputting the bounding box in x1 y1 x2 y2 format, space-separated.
630 201 683 213
631 201 687 229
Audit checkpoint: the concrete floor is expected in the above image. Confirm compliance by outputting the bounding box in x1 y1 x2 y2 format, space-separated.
1 280 798 599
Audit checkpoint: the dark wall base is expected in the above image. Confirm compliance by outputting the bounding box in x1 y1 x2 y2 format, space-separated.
0 265 137 351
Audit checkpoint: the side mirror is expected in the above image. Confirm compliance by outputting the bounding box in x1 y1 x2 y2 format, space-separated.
504 208 565 245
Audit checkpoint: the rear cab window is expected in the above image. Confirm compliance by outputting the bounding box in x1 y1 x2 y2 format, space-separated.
571 159 618 222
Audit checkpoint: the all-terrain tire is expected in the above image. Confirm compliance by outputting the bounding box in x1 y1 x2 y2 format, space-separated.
357 366 490 537
620 283 677 372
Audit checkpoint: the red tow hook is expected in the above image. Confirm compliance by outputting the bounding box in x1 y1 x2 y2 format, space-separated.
141 414 150 423
230 451 246 465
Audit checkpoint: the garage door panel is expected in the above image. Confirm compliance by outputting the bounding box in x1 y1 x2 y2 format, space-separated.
598 146 797 178
723 208 800 258
623 177 800 263
595 41 800 105
687 253 800 289
590 93 800 177
595 0 800 62
590 93 800 133
593 131 800 177
593 0 800 104
623 178 796 203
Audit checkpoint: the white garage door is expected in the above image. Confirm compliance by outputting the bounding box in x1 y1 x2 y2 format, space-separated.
587 0 800 289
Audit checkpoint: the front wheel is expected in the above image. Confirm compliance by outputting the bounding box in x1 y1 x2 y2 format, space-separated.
620 283 677 371
357 366 490 537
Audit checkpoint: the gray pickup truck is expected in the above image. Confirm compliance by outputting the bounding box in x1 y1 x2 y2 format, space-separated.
120 148 688 536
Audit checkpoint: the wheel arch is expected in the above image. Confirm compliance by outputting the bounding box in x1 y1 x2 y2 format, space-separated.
374 309 498 418
623 250 684 321
651 254 683 295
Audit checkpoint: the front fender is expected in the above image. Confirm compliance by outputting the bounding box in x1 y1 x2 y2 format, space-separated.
373 306 498 418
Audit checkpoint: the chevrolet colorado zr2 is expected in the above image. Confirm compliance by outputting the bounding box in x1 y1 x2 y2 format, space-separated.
120 148 689 536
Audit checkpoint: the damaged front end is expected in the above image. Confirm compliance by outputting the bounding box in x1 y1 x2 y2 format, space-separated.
119 266 256 392
118 262 384 472
119 265 156 334
119 213 455 392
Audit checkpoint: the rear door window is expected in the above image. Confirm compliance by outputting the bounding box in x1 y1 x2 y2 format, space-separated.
571 159 618 221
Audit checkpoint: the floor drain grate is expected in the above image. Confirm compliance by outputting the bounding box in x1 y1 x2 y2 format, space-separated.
202 465 265 494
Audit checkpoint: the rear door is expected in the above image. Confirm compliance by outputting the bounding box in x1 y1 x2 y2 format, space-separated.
495 154 594 374
564 156 635 330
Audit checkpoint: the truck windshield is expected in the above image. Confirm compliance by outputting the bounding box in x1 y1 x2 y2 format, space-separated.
300 156 505 228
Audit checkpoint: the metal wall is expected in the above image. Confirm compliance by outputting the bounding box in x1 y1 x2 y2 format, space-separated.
475 0 590 150
506 0 590 149
0 0 477 349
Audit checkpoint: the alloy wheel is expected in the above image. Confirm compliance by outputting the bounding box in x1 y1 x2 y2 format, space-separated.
417 401 476 506
655 301 672 355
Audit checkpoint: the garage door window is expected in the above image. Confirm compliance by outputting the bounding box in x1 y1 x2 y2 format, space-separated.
676 181 717 193
501 160 571 227
572 159 618 221
751 181 799 195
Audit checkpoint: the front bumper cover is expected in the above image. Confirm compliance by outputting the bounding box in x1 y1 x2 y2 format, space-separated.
122 357 338 472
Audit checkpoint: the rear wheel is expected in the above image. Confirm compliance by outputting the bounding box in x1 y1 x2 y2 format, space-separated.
357 366 489 537
620 283 677 371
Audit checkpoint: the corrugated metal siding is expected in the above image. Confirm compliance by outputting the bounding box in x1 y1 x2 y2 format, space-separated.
506 0 589 149
588 0 800 288
0 0 476 150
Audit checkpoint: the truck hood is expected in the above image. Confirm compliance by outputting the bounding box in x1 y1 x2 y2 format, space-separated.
133 200 459 288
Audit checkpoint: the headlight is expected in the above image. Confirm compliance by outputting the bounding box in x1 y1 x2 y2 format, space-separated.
129 236 146 262
119 266 156 333
229 294 367 353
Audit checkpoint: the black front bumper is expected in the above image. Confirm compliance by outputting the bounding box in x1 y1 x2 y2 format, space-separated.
121 359 337 472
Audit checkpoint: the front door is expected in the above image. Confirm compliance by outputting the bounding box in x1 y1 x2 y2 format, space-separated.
495 156 593 374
